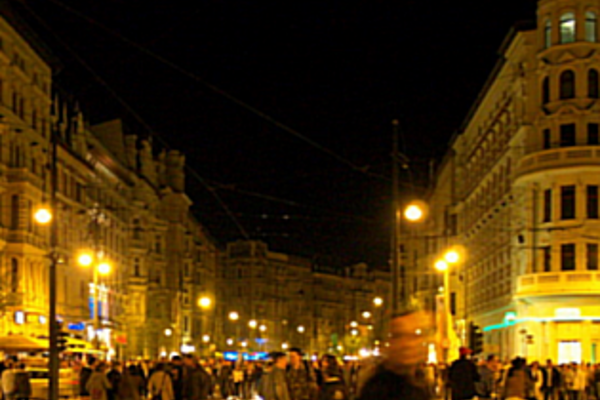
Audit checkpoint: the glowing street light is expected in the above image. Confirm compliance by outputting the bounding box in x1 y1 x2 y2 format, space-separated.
373 297 383 307
282 342 289 350
164 328 173 337
350 321 359 328
97 262 111 276
362 311 372 319
229 311 239 321
404 204 424 222
435 260 449 272
198 297 212 309
351 329 359 337
297 325 305 334
202 335 210 343
259 324 267 332
226 338 234 346
248 320 258 329
241 341 248 348
77 252 94 267
34 207 52 225
444 250 460 264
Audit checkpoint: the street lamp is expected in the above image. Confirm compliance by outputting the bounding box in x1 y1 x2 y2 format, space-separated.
282 342 289 350
226 338 234 346
373 297 383 307
351 329 359 337
259 324 267 333
404 204 425 222
350 321 358 328
198 297 212 309
229 311 240 321
241 341 248 348
165 328 173 337
202 335 210 343
297 325 305 334
444 250 460 264
248 319 257 329
34 207 53 225
362 311 372 319
435 260 449 272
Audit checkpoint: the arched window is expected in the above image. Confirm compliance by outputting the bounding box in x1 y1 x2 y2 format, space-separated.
589 69 599 98
545 19 552 48
543 77 551 104
587 11 598 42
11 258 19 293
560 70 576 99
560 12 576 43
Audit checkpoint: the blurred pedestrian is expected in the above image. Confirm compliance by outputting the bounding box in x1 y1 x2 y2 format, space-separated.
87 363 112 400
148 364 174 400
449 347 480 400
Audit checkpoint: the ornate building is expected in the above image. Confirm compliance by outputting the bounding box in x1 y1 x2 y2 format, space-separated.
407 0 600 363
219 240 390 355
0 9 218 359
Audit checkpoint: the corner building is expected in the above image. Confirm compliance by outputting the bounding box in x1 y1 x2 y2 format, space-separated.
411 0 600 362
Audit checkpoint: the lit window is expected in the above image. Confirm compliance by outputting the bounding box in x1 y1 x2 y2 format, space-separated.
560 12 576 43
586 11 597 42
560 70 576 99
545 19 552 48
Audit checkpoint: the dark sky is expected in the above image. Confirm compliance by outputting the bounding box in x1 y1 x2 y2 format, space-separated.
15 0 538 267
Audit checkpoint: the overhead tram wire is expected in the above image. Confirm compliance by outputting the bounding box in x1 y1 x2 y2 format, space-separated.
38 0 385 181
19 1 250 240
18 1 384 234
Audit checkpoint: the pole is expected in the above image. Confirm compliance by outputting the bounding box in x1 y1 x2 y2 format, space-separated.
48 119 59 400
391 119 401 314
93 265 100 349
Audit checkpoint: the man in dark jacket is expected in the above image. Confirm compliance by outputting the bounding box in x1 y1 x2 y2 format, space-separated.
541 359 560 400
80 357 97 399
182 355 211 400
448 348 480 400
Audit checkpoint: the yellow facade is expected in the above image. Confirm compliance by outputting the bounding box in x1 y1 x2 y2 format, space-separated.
410 0 600 362
0 12 218 360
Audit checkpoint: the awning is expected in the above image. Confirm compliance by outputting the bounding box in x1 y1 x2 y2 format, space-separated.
0 336 48 352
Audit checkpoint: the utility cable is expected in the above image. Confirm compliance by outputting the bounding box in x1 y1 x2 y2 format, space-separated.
19 0 250 239
40 0 378 178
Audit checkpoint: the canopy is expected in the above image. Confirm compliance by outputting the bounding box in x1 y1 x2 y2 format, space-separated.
0 335 48 352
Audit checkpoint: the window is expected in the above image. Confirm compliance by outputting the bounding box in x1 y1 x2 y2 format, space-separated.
134 259 140 277
560 70 576 99
543 189 552 222
542 77 551 105
560 124 576 147
561 185 576 219
588 244 599 270
590 70 599 98
11 258 18 292
10 195 19 230
587 11 598 42
561 244 576 271
543 246 552 272
588 186 599 218
545 19 552 48
589 123 600 144
560 12 576 43
543 128 552 149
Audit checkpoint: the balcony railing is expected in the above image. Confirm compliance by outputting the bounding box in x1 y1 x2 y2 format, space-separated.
516 271 600 297
517 146 600 178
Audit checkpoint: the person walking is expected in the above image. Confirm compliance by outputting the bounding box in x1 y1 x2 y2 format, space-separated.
529 362 544 400
13 364 30 400
449 347 480 400
287 348 316 400
117 366 141 400
107 362 123 400
148 364 174 400
181 355 211 400
87 363 112 400
541 360 560 400
318 355 347 400
258 352 291 400
2 360 16 400
476 355 497 400
502 358 533 400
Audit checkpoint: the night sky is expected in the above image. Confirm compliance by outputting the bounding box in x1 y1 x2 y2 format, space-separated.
14 0 538 267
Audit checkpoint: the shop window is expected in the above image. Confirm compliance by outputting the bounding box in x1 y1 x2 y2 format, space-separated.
561 244 576 271
560 70 576 99
543 189 552 222
588 186 599 219
561 185 576 219
587 11 598 42
587 244 598 270
559 341 582 365
560 124 576 147
560 12 576 43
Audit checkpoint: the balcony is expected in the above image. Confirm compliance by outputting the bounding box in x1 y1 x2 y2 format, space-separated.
516 146 600 181
516 271 600 298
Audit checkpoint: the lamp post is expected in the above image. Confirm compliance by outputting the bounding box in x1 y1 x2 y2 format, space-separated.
435 249 462 362
77 252 111 349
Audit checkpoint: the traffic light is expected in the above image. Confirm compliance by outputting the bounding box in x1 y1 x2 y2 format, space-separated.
56 322 69 353
469 322 484 355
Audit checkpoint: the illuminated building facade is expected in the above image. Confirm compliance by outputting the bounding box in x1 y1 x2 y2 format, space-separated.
408 0 600 363
0 9 218 359
219 240 390 355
